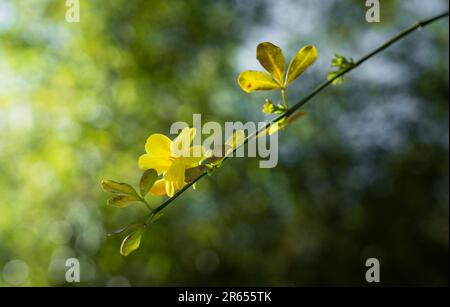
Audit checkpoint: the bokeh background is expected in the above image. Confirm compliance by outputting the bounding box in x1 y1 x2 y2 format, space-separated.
0 0 448 286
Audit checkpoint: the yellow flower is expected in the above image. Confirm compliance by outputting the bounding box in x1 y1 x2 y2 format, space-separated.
138 127 204 197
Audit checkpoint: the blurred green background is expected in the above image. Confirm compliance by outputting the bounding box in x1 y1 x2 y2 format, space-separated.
0 0 448 286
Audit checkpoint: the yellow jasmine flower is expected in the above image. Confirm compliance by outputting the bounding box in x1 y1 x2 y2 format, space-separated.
138 127 204 197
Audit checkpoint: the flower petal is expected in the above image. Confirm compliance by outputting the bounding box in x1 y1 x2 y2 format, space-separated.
165 181 175 197
138 154 172 174
164 159 186 189
145 134 173 158
172 127 196 156
149 179 166 196
179 145 205 167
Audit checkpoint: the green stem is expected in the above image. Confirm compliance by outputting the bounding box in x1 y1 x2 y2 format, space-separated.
280 11 449 120
144 173 207 226
281 89 289 108
140 197 152 211
146 11 449 221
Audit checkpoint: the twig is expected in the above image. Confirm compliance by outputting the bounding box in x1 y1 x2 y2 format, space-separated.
146 11 449 221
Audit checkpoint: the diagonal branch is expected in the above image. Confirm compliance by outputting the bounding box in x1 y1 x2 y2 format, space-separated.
146 11 449 222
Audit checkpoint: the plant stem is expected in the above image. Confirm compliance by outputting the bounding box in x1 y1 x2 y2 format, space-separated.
146 11 449 221
144 173 207 225
281 89 289 108
140 197 152 211
281 11 449 120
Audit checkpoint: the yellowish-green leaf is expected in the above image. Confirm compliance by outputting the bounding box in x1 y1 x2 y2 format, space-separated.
238 71 281 93
262 99 286 115
120 226 144 256
139 169 158 197
101 180 138 197
327 71 343 85
262 99 275 114
327 53 354 85
107 195 141 208
285 45 318 85
256 42 285 85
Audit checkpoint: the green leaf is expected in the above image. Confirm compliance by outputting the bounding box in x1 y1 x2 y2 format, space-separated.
120 226 145 256
327 53 355 85
107 195 141 208
262 99 286 115
101 180 139 197
331 52 345 67
285 45 318 85
139 169 158 197
327 71 343 85
237 71 281 93
262 99 275 114
256 42 285 85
